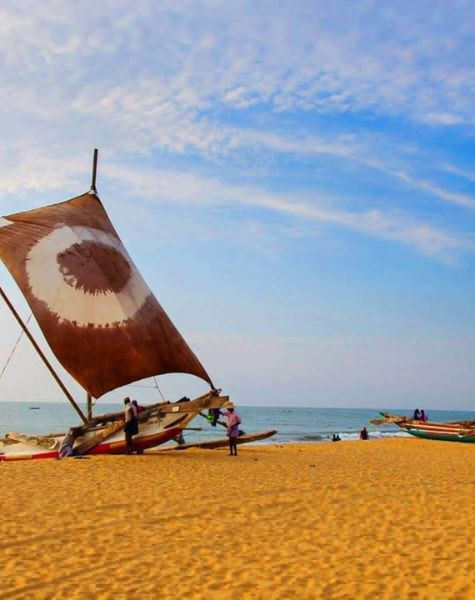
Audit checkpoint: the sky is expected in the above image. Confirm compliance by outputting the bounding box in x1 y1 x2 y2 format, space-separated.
1 1 475 411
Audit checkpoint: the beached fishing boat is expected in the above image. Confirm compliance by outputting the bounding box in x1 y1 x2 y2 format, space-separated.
372 413 475 444
0 150 230 461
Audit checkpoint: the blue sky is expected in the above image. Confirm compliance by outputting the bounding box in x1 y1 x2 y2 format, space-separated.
1 1 475 410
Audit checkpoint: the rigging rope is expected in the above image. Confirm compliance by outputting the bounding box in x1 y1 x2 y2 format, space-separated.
0 314 32 382
152 376 166 402
127 378 166 400
128 384 159 389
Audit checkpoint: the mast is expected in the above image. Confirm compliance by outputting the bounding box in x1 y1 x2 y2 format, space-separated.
90 148 98 193
87 148 98 422
87 392 93 421
0 286 88 424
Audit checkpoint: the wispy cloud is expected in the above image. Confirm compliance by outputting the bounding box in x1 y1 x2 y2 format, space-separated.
105 163 472 262
1 3 475 128
1 3 475 409
443 164 475 183
0 1 472 258
362 162 475 210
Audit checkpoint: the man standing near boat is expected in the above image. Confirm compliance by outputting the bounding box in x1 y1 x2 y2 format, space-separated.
131 400 145 454
221 402 242 456
124 397 138 454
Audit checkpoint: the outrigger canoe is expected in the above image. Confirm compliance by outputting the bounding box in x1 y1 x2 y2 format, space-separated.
0 150 231 459
372 413 475 444
0 394 228 462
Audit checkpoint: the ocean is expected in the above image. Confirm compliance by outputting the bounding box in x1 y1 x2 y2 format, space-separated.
1 402 474 445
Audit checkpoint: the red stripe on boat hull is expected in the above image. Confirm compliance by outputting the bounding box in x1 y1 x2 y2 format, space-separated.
0 427 183 461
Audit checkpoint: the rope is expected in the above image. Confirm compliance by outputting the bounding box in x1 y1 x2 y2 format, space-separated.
152 376 166 402
0 314 32 382
127 384 159 389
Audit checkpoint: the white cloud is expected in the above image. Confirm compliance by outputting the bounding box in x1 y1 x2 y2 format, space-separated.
382 169 475 210
1 2 474 131
103 163 471 261
424 113 465 126
443 164 475 183
0 2 473 260
4 154 450 263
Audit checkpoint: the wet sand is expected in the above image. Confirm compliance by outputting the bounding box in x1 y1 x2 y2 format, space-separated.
0 438 474 599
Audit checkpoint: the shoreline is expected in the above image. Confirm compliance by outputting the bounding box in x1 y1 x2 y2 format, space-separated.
1 438 473 599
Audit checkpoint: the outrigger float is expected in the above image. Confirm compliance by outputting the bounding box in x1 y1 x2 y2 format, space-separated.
159 429 278 451
0 150 236 461
371 413 475 444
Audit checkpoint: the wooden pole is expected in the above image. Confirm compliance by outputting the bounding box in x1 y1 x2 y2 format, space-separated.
77 149 98 421
0 286 88 424
87 393 93 421
90 148 98 193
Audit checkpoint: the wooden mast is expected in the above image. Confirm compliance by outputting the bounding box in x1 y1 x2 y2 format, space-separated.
87 393 93 421
0 286 88 424
90 148 98 193
86 148 99 422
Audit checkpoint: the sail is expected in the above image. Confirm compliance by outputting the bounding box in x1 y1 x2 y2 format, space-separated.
0 192 213 397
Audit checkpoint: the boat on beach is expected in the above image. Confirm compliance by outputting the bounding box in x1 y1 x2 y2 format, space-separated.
0 150 231 461
371 412 475 444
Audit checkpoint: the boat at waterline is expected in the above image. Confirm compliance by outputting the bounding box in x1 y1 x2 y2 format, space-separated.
0 395 226 461
0 150 230 460
371 413 475 444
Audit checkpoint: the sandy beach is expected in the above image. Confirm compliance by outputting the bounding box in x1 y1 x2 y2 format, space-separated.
0 438 473 599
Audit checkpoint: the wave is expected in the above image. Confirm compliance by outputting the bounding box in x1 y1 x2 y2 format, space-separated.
284 430 411 443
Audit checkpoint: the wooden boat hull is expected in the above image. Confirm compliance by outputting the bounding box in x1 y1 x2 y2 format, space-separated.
0 394 229 461
378 413 475 444
399 422 475 443
0 429 182 461
160 429 278 451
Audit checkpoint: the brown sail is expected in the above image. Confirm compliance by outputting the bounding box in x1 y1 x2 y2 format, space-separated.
0 192 213 397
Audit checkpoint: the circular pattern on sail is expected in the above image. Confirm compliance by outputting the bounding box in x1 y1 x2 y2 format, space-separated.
26 226 151 327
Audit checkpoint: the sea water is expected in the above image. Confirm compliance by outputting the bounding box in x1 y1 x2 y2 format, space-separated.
1 402 474 445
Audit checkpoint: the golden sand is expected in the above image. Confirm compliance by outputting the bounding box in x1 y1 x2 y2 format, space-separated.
0 438 474 599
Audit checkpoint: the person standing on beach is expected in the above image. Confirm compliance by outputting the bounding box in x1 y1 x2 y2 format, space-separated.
131 400 145 453
221 402 242 456
124 397 138 455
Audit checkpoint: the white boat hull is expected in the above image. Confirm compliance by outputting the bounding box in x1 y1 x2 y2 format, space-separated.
0 394 229 461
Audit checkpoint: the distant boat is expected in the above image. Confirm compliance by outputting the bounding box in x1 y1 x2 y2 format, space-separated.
0 150 230 461
372 412 475 444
